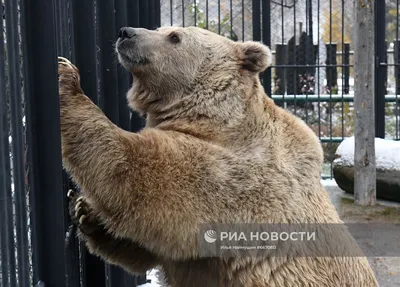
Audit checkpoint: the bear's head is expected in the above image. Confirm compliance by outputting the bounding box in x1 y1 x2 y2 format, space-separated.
116 26 271 123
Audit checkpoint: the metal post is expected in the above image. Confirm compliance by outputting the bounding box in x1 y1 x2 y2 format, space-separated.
375 0 386 138
4 0 30 285
97 0 119 123
71 1 105 286
20 0 68 285
115 0 131 132
128 0 146 133
262 0 271 95
0 2 17 286
252 0 261 41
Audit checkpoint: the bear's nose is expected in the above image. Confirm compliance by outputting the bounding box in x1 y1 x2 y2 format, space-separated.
118 27 136 39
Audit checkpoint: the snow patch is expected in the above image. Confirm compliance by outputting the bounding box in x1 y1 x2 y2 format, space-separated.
334 136 400 170
138 269 162 287
320 179 338 187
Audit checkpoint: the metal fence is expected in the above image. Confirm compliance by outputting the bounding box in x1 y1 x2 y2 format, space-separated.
0 0 159 286
0 1 399 287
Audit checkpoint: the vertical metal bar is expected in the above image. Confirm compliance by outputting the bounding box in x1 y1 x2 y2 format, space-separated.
115 0 131 132
20 0 68 285
154 0 161 28
317 0 321 139
206 0 209 30
127 0 146 134
241 0 244 40
59 0 70 57
344 44 350 94
96 1 122 285
97 0 119 123
182 0 185 27
397 0 399 140
293 0 297 115
218 0 221 34
148 0 155 29
262 0 271 96
58 2 81 286
72 0 99 104
4 0 30 285
72 1 106 285
194 0 197 26
230 0 233 39
127 0 140 28
140 0 150 28
170 0 173 26
341 0 345 138
0 3 16 286
329 0 333 177
67 0 75 61
375 0 386 138
252 0 260 41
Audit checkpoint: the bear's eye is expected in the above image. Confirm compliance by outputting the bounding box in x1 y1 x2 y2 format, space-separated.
169 33 181 44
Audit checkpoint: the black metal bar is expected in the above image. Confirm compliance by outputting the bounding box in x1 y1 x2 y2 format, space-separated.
20 0 68 285
71 2 106 286
59 0 70 57
0 2 16 286
115 0 131 132
328 0 333 177
72 0 99 104
194 0 197 26
252 0 261 41
344 43 350 94
127 0 140 28
218 0 221 34
241 0 244 40
262 0 271 96
139 0 150 28
230 0 233 39
397 0 399 140
317 0 321 139
326 44 338 89
154 0 161 28
206 0 209 30
293 0 297 115
149 0 155 29
4 0 30 285
127 0 146 133
375 0 386 138
59 1 81 286
170 0 173 26
181 0 185 27
97 0 119 123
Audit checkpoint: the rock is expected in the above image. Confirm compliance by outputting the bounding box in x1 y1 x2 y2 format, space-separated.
333 137 400 203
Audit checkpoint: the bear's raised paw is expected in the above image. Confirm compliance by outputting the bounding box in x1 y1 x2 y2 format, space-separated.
58 57 82 95
67 189 101 236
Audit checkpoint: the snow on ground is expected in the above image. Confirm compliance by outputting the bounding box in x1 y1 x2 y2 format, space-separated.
138 269 162 287
334 136 400 170
320 178 338 187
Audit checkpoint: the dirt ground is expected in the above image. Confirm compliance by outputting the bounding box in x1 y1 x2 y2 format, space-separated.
325 184 400 287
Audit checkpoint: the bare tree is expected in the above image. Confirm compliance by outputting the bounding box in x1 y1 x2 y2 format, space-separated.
353 0 376 206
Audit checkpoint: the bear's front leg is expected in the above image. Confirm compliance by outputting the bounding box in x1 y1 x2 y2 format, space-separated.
58 57 215 261
67 189 159 274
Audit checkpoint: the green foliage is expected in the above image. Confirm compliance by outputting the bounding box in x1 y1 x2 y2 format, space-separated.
187 3 238 41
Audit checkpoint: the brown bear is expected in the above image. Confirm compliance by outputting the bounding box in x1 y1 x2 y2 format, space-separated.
58 26 378 287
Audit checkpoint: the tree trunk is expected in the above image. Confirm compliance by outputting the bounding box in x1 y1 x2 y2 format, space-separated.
353 0 376 206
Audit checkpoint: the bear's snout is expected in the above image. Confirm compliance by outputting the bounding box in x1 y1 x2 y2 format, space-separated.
118 27 136 40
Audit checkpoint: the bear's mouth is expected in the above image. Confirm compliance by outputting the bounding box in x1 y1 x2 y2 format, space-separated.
116 39 149 69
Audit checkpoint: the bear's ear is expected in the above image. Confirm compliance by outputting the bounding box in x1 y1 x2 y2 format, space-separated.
239 41 272 73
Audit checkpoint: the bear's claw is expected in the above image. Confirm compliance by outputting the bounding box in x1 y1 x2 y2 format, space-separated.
67 192 101 236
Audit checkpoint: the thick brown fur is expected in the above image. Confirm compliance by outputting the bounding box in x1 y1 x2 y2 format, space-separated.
58 27 378 286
